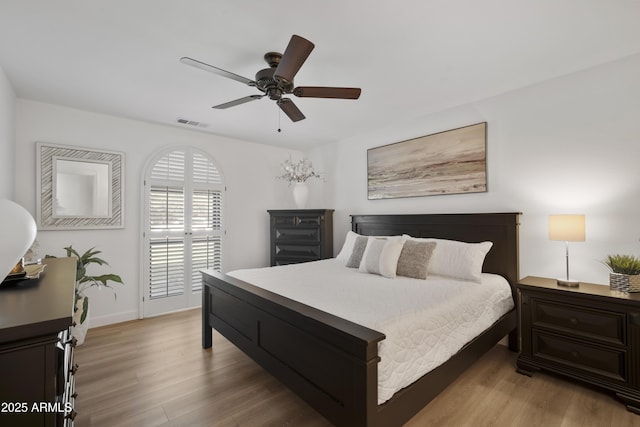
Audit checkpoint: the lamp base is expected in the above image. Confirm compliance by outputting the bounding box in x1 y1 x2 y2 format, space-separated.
557 278 580 287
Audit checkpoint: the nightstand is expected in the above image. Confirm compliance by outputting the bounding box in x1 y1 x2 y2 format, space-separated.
516 276 640 414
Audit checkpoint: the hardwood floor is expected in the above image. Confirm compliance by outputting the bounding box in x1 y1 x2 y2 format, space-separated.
75 309 640 427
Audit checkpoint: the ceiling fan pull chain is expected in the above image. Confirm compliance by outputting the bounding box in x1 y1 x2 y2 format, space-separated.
277 105 282 133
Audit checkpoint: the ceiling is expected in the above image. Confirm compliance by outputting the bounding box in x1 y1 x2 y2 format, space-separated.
2 1 640 150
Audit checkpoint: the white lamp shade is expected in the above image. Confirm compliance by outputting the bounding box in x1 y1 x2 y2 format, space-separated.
0 199 37 278
548 214 585 242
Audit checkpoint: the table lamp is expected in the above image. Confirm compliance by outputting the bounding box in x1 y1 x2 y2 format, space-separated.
548 214 585 287
0 199 37 280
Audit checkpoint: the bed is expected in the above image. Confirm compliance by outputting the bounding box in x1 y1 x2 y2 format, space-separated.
201 212 520 426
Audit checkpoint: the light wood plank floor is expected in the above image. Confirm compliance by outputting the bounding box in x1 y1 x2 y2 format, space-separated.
74 309 640 427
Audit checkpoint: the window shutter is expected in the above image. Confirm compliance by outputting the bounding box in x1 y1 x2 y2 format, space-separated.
191 236 222 292
192 189 222 230
150 150 185 182
190 151 224 288
145 147 224 311
149 238 185 299
192 151 222 185
149 186 184 231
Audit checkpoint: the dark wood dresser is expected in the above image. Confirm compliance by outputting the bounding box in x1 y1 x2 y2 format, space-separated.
0 257 77 426
268 209 334 266
516 276 640 414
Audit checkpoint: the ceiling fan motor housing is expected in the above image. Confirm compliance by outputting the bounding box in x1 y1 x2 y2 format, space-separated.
255 66 293 99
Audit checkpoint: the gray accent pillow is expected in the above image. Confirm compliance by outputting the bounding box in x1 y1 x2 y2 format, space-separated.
396 240 437 279
346 236 369 268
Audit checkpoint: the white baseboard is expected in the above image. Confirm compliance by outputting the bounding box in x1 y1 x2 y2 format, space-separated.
88 310 138 328
87 306 198 329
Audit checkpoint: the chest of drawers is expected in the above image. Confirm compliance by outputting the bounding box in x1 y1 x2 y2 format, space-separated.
268 209 333 266
0 257 77 426
516 276 640 414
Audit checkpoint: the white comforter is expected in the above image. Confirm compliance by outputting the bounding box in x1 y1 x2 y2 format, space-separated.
228 259 514 404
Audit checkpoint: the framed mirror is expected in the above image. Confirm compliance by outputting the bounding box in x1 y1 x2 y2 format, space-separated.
37 142 125 230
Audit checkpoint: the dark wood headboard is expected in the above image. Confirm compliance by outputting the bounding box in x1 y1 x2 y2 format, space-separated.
351 213 520 287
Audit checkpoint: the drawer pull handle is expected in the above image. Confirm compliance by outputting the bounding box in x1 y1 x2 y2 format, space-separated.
569 317 578 326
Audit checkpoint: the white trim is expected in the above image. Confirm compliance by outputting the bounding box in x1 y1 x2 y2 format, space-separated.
88 310 138 328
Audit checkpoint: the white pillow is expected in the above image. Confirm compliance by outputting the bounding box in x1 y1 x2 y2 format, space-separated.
336 231 360 263
358 236 405 278
404 235 492 283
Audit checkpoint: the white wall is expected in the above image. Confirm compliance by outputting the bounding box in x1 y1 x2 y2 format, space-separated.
307 53 640 286
0 66 15 199
9 53 640 328
14 100 301 326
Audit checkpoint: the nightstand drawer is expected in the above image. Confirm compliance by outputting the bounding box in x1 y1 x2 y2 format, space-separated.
531 298 625 345
533 331 626 382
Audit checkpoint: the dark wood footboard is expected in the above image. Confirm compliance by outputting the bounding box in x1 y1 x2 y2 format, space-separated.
202 270 385 427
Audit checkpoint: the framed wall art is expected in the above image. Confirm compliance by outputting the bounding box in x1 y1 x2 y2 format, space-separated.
367 122 487 199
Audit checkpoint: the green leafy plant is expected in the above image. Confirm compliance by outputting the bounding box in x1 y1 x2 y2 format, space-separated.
603 254 640 276
46 246 124 323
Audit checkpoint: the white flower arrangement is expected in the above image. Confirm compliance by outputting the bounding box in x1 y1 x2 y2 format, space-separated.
278 157 321 185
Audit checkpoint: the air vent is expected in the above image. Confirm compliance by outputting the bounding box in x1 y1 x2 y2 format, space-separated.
177 118 208 128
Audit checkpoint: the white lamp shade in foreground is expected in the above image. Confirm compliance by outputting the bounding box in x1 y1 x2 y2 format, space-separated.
0 199 37 278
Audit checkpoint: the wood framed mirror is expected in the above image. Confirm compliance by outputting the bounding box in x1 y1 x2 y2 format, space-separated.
36 142 125 230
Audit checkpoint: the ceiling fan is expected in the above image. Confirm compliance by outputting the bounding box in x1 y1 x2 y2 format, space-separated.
180 35 361 122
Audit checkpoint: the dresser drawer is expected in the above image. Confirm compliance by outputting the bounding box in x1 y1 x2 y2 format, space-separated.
274 243 321 260
272 215 321 226
531 298 625 345
533 331 627 382
274 226 320 243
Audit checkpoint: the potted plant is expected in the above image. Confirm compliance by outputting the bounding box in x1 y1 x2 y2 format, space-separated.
47 246 124 344
603 254 640 292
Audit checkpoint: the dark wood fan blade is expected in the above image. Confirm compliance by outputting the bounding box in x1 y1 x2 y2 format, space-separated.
278 98 305 122
274 35 314 85
212 95 264 109
180 57 256 87
293 86 361 99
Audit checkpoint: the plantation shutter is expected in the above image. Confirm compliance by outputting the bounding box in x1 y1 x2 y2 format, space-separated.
145 148 224 308
191 236 222 293
149 238 185 298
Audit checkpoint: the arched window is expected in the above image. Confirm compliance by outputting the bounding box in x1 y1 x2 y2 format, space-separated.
142 147 224 317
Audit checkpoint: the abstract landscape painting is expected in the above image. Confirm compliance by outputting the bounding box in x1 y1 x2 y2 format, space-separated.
367 122 487 199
